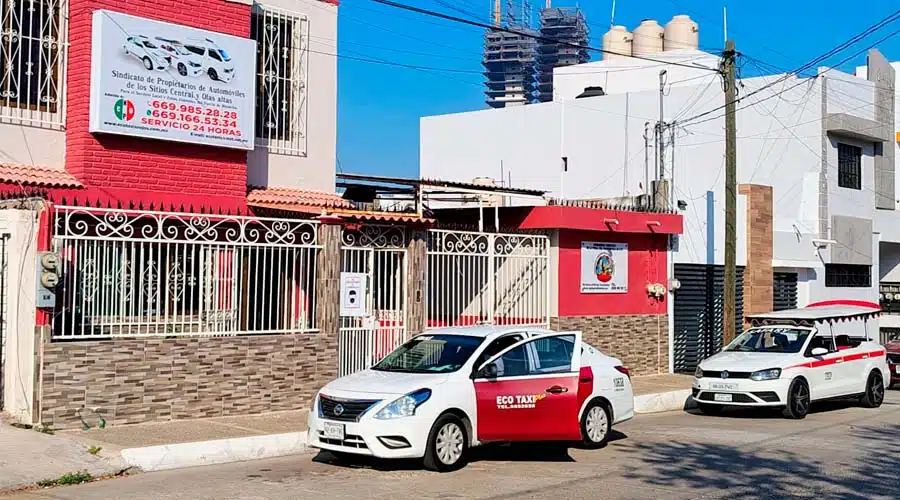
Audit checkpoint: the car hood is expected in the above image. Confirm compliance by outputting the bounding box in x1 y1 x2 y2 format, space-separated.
322 369 451 397
700 351 798 372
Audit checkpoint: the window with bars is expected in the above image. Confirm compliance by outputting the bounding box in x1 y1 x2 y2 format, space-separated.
0 0 65 120
837 143 862 190
250 5 309 155
824 264 870 288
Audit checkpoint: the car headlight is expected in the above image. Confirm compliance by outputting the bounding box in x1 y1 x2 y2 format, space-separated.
374 389 431 420
694 366 703 378
190 61 201 67
750 368 781 381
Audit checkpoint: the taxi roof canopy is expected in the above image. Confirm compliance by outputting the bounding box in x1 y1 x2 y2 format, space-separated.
747 300 881 327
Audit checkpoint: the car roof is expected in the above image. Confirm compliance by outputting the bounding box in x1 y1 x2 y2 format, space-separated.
417 325 551 339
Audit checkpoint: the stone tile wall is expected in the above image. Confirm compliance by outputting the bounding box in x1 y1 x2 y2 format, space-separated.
39 333 336 429
551 314 668 376
739 184 773 324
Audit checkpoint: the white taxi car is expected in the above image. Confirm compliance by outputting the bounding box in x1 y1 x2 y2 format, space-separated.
307 326 634 471
692 301 889 419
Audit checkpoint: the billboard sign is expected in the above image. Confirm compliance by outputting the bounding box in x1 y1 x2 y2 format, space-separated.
89 10 257 150
580 241 628 293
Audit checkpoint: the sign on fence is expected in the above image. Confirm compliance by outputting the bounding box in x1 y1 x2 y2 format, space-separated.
580 241 628 293
340 272 367 317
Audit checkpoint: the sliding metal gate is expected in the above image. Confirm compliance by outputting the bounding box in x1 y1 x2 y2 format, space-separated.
673 264 745 373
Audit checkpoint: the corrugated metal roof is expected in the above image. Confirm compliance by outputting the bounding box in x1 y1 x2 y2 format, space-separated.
0 163 82 188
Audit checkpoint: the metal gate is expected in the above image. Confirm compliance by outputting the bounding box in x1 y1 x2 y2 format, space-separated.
773 272 798 311
0 233 9 409
338 225 407 376
673 264 745 373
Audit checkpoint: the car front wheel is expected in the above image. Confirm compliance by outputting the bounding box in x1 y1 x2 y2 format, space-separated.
208 68 219 81
142 57 153 70
580 400 611 448
423 414 468 472
782 378 810 419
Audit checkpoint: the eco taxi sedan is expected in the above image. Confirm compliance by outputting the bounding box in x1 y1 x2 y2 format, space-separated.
692 301 889 419
307 326 634 472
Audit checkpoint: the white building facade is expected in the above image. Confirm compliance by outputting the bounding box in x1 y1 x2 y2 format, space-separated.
420 49 898 370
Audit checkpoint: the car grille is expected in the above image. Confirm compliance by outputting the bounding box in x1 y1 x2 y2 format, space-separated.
317 432 368 449
701 370 752 379
697 392 755 403
887 353 900 364
318 395 380 422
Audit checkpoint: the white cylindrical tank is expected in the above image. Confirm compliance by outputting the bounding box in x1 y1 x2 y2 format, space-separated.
471 177 503 207
602 25 633 60
664 14 699 51
632 19 664 56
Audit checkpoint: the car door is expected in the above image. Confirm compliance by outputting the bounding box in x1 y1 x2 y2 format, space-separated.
473 331 582 442
804 333 843 400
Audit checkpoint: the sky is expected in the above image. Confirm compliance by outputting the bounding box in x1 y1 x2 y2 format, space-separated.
315 0 899 180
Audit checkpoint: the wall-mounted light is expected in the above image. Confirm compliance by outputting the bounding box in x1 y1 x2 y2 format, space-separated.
603 218 619 225
647 220 661 227
811 238 836 248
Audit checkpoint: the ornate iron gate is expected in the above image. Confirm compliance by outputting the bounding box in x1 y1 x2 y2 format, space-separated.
338 225 407 376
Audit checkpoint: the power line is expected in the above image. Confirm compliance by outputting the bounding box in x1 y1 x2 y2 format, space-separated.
370 0 723 72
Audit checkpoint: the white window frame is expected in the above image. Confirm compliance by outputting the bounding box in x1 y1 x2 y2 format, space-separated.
0 0 68 127
251 3 309 156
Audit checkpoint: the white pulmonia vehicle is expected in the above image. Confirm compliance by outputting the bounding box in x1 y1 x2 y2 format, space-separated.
692 300 888 419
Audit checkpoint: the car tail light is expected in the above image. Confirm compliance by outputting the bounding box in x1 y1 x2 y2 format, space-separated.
615 366 631 378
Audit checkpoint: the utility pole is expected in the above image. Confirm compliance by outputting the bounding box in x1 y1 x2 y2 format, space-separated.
723 39 737 345
657 70 667 181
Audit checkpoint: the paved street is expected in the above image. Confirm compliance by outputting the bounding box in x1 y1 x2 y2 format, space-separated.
6 391 900 500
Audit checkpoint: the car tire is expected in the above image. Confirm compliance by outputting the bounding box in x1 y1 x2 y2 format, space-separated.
696 403 723 415
782 378 810 419
208 68 219 81
423 413 468 473
178 63 187 76
860 370 885 409
142 57 153 70
580 400 611 448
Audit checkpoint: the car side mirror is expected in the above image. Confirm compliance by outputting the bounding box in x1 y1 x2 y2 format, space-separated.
810 347 828 357
474 362 499 379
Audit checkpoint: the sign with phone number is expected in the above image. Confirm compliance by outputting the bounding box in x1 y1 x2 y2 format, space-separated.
88 10 256 150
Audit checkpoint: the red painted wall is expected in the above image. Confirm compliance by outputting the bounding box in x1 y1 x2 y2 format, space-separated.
557 230 668 316
65 0 250 204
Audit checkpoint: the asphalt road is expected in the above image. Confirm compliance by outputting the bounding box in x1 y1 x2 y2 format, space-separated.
7 390 900 500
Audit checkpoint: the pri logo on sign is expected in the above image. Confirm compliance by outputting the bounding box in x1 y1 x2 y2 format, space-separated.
113 98 136 121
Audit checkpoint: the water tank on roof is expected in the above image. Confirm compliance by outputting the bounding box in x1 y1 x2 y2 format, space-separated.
602 25 633 61
633 19 664 56
471 177 504 207
664 15 699 51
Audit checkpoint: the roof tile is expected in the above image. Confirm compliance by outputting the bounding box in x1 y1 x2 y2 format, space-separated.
247 186 351 209
0 164 82 188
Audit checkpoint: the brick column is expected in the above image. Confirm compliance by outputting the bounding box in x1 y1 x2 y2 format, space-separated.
406 230 427 335
739 184 774 323
316 223 342 338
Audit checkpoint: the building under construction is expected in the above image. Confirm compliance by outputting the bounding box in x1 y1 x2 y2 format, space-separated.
482 1 537 108
536 6 590 102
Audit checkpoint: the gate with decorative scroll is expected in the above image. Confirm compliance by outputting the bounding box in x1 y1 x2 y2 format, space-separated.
338 225 407 376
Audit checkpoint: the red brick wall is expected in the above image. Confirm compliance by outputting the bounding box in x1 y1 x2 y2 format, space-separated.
65 0 251 201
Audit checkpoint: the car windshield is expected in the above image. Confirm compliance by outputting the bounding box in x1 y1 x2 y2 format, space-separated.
142 40 157 49
371 335 484 373
217 49 231 61
724 327 811 353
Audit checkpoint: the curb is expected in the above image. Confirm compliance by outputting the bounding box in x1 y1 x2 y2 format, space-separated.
120 431 310 472
633 389 694 414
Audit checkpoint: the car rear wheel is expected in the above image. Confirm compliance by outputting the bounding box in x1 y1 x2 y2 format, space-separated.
423 414 468 472
696 402 723 415
580 400 611 448
782 378 810 419
860 370 885 408
142 57 153 70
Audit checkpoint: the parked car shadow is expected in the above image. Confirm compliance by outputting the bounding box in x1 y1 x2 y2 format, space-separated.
313 430 627 472
685 397 874 419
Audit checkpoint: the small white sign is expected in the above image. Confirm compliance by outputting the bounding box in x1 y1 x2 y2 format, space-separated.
580 242 628 293
340 272 367 317
89 10 256 149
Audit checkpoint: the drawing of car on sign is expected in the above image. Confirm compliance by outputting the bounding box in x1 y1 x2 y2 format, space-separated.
154 37 204 77
182 38 235 83
123 35 171 71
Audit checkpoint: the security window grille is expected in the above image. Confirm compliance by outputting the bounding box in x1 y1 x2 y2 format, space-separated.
250 6 309 155
837 143 862 190
0 0 65 121
824 264 870 288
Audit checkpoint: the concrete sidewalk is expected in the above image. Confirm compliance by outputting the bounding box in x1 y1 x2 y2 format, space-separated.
1 374 693 490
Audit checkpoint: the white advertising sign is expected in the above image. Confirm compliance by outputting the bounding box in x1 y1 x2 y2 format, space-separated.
340 272 367 317
580 242 628 294
89 10 256 150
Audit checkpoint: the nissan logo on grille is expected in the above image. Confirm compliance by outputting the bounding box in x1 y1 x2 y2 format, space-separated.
721 371 729 379
333 404 345 417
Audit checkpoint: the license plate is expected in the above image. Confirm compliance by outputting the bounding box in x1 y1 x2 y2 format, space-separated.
895 365 900 375
710 383 738 391
714 393 733 402
323 422 345 441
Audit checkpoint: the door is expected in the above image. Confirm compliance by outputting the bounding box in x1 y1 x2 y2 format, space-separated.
804 333 843 400
473 332 582 442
